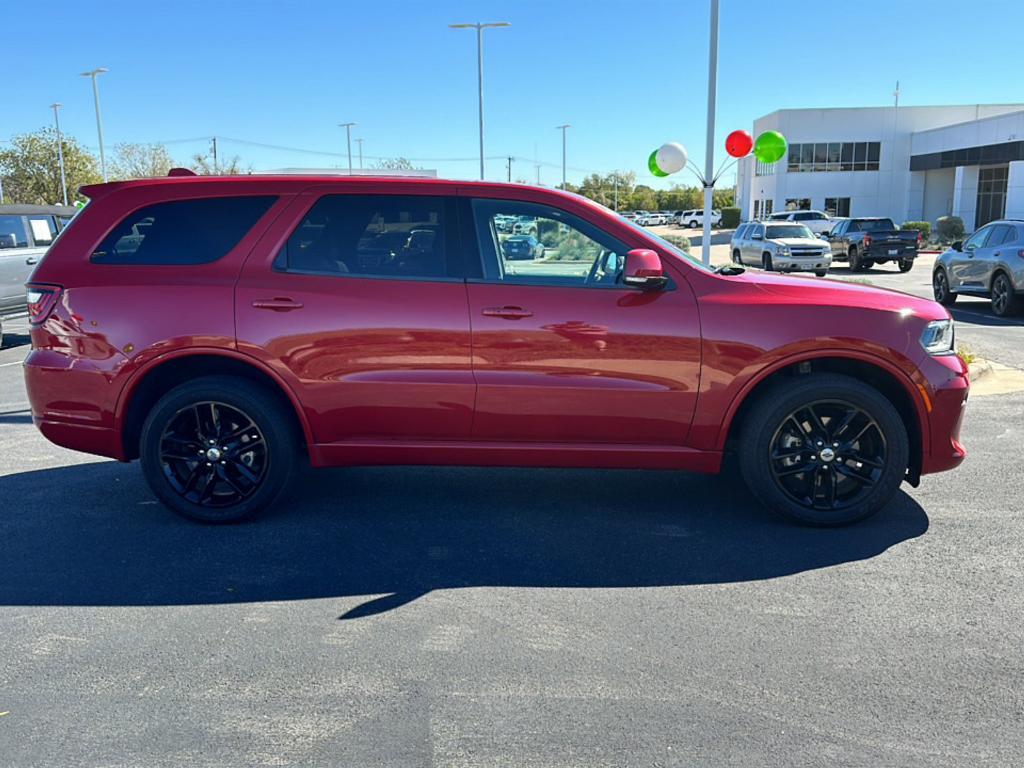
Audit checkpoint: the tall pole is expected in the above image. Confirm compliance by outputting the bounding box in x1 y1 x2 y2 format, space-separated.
50 103 68 206
211 137 218 174
450 22 510 181
701 0 719 266
339 123 356 174
507 156 513 182
613 174 619 211
81 68 109 183
556 124 571 189
355 138 364 170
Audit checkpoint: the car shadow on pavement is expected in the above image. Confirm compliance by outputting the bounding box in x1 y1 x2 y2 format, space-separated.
0 461 928 619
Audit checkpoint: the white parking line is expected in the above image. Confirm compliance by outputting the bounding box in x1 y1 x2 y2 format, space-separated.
0 361 24 368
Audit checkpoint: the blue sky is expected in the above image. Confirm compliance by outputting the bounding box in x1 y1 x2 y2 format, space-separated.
5 0 1023 188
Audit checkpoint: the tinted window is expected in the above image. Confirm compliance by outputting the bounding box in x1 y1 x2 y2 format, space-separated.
275 195 451 279
471 199 629 287
0 215 29 249
963 226 991 250
856 218 896 232
986 225 1013 247
92 196 275 265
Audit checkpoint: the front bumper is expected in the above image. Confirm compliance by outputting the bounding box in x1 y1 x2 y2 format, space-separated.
774 254 833 272
920 354 969 475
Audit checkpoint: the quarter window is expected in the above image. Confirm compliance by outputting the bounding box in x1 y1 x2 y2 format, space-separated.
27 215 58 246
92 196 276 265
471 200 628 287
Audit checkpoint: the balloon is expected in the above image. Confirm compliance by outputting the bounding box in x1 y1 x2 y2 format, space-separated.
753 131 787 164
648 150 669 177
655 142 688 174
725 130 753 158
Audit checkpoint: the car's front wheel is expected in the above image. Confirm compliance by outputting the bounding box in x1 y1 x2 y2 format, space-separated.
689 220 699 228
762 253 774 272
738 373 909 525
732 249 741 264
933 268 957 305
140 376 299 523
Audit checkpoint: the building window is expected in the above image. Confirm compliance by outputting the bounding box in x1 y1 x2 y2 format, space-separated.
975 165 1008 228
755 160 776 176
785 198 812 211
786 142 881 173
763 199 773 216
753 200 761 219
824 197 851 217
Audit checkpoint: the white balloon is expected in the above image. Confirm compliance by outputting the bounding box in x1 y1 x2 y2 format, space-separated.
655 142 688 175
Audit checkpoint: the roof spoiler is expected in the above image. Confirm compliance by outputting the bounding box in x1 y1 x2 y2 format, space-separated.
168 167 198 177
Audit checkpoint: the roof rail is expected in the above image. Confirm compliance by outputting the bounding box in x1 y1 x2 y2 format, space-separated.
167 167 198 177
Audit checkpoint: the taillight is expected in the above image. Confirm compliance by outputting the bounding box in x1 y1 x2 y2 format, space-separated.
26 284 62 325
864 234 872 247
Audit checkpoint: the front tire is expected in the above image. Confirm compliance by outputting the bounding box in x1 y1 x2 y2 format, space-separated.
933 268 957 305
140 376 299 523
738 373 909 526
688 220 699 229
732 249 741 264
848 247 862 272
815 269 828 277
762 253 774 272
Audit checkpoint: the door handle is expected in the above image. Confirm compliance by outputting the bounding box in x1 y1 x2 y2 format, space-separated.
252 297 304 311
994 251 1001 257
482 305 533 319
25 257 39 265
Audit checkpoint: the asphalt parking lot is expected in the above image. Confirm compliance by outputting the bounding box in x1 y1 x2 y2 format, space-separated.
1 266 1023 766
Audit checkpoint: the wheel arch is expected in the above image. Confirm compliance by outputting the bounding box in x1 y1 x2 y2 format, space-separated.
116 349 313 461
721 352 927 484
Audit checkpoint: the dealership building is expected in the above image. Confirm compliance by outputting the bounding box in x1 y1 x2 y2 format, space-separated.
735 104 1024 230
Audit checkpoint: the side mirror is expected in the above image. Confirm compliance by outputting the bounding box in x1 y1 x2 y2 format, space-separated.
623 249 668 291
951 240 963 252
819 232 830 240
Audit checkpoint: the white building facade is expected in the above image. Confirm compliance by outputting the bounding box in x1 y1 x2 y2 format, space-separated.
735 104 1024 231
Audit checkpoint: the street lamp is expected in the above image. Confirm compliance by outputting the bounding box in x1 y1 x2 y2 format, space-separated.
449 21 511 180
80 68 109 182
354 138 364 170
50 103 68 206
339 122 356 174
556 124 571 189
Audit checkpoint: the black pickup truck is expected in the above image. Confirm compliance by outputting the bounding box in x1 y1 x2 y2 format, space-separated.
826 217 920 272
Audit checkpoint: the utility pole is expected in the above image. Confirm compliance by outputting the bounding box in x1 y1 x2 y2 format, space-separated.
80 68 109 182
210 137 218 174
339 123 356 174
556 124 571 189
50 103 68 206
613 173 619 212
449 21 511 181
535 164 541 185
355 138 364 170
701 0 719 266
507 156 514 182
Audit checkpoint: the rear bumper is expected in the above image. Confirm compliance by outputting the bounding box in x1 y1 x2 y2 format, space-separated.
920 355 969 475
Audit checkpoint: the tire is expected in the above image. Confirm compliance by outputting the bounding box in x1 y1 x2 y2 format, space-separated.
898 258 914 273
762 253 774 272
738 373 909 526
991 272 1021 317
688 220 699 229
732 249 741 264
933 269 957 306
140 376 300 523
815 270 828 277
848 247 861 272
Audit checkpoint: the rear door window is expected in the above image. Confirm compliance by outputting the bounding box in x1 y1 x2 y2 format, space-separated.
0 215 28 249
91 196 276 265
27 215 58 246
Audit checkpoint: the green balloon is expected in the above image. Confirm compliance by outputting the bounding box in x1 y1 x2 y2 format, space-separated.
753 131 787 164
648 150 669 177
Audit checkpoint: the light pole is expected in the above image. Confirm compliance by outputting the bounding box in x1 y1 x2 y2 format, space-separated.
50 103 68 206
701 0 719 266
80 68 109 182
339 123 356 174
354 138 364 170
556 124 571 189
449 21 511 180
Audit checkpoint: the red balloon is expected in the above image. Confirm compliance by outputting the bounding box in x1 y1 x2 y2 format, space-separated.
726 130 753 158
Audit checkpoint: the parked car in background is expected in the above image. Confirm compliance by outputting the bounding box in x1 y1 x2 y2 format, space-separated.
621 211 638 221
24 173 967 527
636 212 665 226
731 221 832 276
512 216 538 235
932 219 1024 317
768 210 834 235
0 204 77 346
501 234 544 261
680 209 722 228
827 217 920 272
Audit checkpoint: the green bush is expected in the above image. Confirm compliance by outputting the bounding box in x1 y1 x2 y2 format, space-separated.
720 207 741 229
901 221 931 240
936 216 965 243
661 234 691 252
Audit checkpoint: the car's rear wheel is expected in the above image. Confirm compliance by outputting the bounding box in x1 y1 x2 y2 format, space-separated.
689 220 699 228
738 373 909 525
991 272 1021 317
140 376 299 523
732 248 741 264
898 258 914 273
933 268 956 305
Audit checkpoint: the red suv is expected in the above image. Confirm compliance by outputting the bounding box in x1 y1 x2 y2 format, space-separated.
24 175 968 525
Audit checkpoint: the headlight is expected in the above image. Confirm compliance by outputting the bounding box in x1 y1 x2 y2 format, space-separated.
920 319 955 355
776 245 790 255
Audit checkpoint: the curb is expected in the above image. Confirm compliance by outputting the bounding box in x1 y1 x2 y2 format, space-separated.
968 359 992 382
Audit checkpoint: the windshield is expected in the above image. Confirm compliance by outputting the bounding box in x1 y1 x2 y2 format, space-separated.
765 224 815 240
621 218 713 272
853 218 896 232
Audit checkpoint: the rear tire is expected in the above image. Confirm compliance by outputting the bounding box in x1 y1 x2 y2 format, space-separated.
737 373 909 526
898 258 914 273
140 376 299 523
732 249 741 264
991 272 1021 317
689 220 699 228
933 268 957 305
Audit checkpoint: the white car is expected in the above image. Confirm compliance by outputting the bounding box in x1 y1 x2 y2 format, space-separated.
767 209 834 235
680 209 722 228
635 211 664 226
730 221 832 276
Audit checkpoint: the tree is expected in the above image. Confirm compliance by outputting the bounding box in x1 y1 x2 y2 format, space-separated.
190 151 248 175
110 143 175 180
373 157 418 171
576 171 636 210
0 127 101 205
629 185 658 211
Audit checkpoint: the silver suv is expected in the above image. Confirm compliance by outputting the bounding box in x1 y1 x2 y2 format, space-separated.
933 218 1024 317
730 221 832 276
